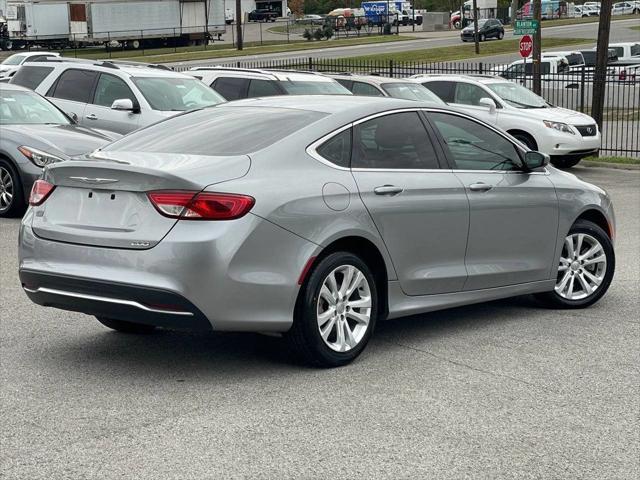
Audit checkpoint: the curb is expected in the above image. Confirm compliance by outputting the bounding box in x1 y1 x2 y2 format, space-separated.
580 160 640 170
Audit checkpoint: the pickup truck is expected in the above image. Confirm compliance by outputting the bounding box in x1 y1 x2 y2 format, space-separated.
248 9 279 22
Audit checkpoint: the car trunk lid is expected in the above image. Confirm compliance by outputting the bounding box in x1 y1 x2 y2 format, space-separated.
31 152 250 249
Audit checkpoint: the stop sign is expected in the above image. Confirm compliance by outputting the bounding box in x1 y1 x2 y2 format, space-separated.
519 35 533 58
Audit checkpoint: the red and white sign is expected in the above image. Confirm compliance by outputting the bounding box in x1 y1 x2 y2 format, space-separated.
519 35 533 58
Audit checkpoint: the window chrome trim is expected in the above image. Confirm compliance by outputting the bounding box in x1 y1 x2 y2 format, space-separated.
306 107 549 174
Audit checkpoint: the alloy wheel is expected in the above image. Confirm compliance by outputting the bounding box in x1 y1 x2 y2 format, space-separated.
0 166 14 213
316 265 372 353
555 233 607 300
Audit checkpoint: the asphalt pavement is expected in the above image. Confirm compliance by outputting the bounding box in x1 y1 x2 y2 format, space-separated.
1 165 638 479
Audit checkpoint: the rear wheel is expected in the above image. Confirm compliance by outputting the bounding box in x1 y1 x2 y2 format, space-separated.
535 220 614 309
0 159 25 218
96 317 156 334
285 252 378 368
498 30 504 40
479 33 485 42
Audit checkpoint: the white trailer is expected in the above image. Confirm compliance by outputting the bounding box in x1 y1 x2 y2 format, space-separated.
77 0 225 48
4 0 225 49
5 1 70 47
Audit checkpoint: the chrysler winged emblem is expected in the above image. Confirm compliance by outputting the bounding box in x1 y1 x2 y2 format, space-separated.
69 176 119 185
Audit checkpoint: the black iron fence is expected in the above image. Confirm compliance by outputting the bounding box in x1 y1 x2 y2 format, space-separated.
174 58 639 157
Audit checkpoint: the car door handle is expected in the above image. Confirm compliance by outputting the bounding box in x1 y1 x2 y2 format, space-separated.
468 182 494 192
85 114 98 120
374 185 404 196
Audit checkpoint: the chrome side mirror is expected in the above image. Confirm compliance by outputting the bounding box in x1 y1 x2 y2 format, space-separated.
478 97 496 114
111 98 137 112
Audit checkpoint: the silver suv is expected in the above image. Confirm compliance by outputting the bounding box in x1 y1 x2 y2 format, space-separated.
10 59 224 134
187 67 351 101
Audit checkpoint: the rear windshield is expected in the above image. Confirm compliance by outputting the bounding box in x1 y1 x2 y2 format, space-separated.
564 53 584 66
102 106 326 155
10 66 54 90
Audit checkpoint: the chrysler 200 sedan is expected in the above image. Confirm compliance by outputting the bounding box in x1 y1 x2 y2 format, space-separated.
19 96 616 367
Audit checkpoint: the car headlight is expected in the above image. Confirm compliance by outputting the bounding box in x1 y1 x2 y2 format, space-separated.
18 146 66 167
543 120 575 135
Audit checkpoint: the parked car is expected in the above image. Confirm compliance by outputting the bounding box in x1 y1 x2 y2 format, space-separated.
187 67 352 100
329 74 445 103
611 1 640 15
499 56 571 82
296 14 324 25
415 74 601 168
460 19 505 42
248 9 279 22
541 51 586 71
0 83 119 217
11 59 224 134
0 52 60 81
18 96 616 367
604 42 640 62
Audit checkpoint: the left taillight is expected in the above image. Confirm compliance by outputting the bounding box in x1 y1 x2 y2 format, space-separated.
29 179 56 206
147 191 255 220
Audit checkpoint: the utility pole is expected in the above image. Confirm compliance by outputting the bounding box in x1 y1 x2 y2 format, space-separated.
472 0 479 54
235 0 243 51
510 0 518 26
532 0 541 94
591 0 613 133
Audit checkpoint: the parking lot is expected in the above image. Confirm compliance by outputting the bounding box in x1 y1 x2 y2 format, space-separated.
0 165 638 478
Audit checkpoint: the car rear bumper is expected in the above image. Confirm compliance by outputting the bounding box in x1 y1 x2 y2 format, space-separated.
20 270 212 331
19 209 317 332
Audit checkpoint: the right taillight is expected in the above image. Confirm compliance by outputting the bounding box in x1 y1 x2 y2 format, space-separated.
147 190 255 220
29 179 56 206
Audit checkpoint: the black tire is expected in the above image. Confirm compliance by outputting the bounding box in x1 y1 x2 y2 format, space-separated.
510 131 538 150
535 220 614 309
96 317 156 334
285 252 378 368
0 158 26 218
498 30 504 40
551 157 582 169
479 34 485 42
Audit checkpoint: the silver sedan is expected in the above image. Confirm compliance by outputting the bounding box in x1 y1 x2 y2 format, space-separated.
19 96 616 367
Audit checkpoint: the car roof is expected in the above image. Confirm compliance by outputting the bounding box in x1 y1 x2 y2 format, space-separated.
0 82 31 92
19 58 191 78
188 67 336 82
412 74 510 85
327 73 423 86
220 95 421 115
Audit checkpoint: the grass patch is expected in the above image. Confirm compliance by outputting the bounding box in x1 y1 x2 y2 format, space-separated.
630 25 640 32
338 37 592 63
64 35 416 63
584 156 640 164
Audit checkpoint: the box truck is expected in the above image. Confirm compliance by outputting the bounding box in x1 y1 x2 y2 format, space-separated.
4 0 225 49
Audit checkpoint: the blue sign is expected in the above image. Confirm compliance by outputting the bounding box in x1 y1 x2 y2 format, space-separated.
362 2 389 17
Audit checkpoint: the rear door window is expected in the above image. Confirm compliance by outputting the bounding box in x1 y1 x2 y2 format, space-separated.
247 79 282 97
9 66 54 90
422 81 455 103
351 81 384 97
352 112 440 169
211 77 249 100
49 69 98 103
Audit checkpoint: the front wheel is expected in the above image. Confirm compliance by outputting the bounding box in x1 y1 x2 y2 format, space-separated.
498 31 504 40
285 252 378 368
551 156 582 169
535 220 614 309
479 33 485 42
0 159 25 218
96 317 156 334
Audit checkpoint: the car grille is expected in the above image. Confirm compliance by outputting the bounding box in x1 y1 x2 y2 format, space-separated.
575 124 598 137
